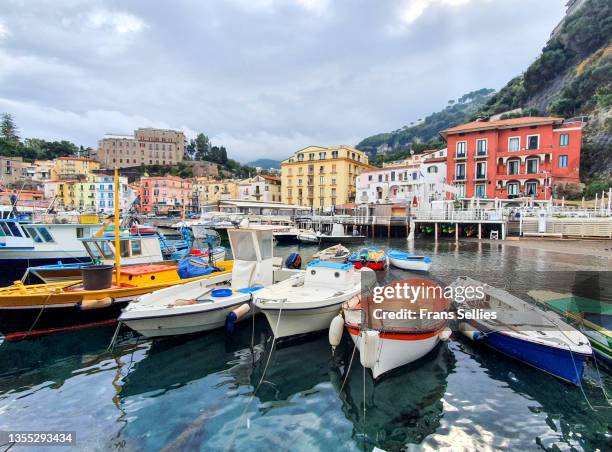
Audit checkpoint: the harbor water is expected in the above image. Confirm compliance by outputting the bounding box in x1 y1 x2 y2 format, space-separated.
1 239 611 451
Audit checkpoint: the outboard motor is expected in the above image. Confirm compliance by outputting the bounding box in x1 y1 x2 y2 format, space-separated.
285 252 302 269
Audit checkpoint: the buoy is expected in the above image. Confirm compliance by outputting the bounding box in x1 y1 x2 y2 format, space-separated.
80 297 112 310
329 314 344 352
458 322 482 342
226 303 250 334
360 330 379 369
439 327 452 341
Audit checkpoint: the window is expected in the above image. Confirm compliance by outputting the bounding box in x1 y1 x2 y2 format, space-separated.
475 162 487 179
456 184 465 198
131 239 142 256
507 182 519 196
559 155 568 168
526 158 539 174
319 176 324 184
456 141 466 158
331 188 336 196
507 160 519 175
378 174 383 182
427 166 438 173
508 137 520 152
560 134 569 146
527 135 539 150
319 152 326 159
298 154 304 161
455 163 466 180
391 171 395 181
476 139 487 156
368 175 372 181
309 153 315 160
525 181 538 196
475 184 486 198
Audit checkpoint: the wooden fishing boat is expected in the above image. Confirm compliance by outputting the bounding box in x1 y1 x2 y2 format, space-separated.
450 277 593 385
529 290 611 368
335 277 451 379
388 249 432 272
313 244 350 263
348 246 388 271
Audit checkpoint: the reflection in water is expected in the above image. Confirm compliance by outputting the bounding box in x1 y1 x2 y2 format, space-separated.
0 239 610 450
332 341 455 451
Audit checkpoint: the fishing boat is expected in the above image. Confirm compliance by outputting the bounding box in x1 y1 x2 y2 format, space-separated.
296 229 319 244
450 276 593 385
253 260 362 339
348 246 388 271
119 228 277 337
0 217 99 271
529 290 611 368
0 169 234 341
318 223 366 244
335 277 451 379
312 244 350 263
388 249 432 272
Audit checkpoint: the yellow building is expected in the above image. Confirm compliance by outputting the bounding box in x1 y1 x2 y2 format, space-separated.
281 145 373 209
52 157 100 179
192 177 240 207
56 176 97 210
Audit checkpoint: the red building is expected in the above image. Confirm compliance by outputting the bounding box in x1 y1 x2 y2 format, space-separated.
441 117 582 200
138 176 193 214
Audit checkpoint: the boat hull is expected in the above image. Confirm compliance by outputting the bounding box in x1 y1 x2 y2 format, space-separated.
350 260 386 271
463 321 590 385
121 302 251 338
259 302 343 339
0 302 127 340
388 256 432 272
297 234 319 244
347 325 442 379
274 234 300 244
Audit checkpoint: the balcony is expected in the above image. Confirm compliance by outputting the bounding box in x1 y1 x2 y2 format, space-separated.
474 174 487 181
455 153 467 161
454 175 466 182
474 151 488 159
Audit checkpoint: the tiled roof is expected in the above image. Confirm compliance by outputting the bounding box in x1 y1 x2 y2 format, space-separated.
440 117 564 137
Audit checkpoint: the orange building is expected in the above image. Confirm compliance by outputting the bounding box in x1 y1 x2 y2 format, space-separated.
442 117 582 200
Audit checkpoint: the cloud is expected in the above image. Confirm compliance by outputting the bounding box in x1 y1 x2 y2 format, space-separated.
87 9 146 35
0 21 9 39
0 0 566 163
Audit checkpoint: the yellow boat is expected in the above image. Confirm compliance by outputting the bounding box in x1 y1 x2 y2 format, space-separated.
0 168 234 341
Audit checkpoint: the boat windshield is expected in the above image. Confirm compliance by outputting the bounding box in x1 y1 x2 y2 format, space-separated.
83 240 115 260
229 229 273 261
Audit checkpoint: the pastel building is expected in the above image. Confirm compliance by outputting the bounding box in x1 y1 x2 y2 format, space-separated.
52 157 100 179
138 176 193 214
192 178 239 207
442 117 582 200
238 175 282 202
93 174 130 213
281 145 373 209
357 149 448 206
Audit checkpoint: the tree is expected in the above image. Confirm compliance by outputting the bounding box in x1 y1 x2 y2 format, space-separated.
1 113 19 145
194 133 210 160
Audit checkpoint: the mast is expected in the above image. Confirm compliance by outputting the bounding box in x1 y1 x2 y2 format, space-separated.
114 167 121 285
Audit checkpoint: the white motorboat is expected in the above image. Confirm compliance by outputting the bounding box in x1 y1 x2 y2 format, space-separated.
388 249 432 272
318 223 366 244
0 218 99 272
336 277 451 379
449 276 592 385
119 228 278 337
273 227 301 244
312 244 350 262
297 229 319 244
253 260 361 339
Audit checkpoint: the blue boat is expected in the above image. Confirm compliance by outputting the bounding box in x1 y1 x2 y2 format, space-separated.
388 249 432 271
451 276 593 386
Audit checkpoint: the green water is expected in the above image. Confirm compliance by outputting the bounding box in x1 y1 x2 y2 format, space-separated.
0 239 611 451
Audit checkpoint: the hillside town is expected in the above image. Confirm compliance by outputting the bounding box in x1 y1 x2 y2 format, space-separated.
0 116 596 219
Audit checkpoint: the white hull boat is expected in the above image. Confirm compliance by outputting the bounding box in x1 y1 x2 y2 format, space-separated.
336 278 451 379
296 230 319 244
312 244 350 263
388 249 432 272
254 261 362 339
120 228 277 338
318 223 366 244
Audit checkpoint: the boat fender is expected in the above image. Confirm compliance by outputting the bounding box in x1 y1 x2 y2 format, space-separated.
439 327 452 342
80 297 113 310
285 253 302 269
458 322 483 342
329 314 344 352
226 303 250 334
360 330 379 369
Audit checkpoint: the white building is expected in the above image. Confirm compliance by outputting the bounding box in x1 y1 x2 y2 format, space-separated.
238 175 281 203
357 149 449 207
93 174 131 213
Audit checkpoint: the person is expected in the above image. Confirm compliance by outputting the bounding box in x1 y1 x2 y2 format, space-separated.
9 190 18 217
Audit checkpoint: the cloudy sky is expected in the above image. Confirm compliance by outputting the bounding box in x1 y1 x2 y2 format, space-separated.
0 0 566 162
